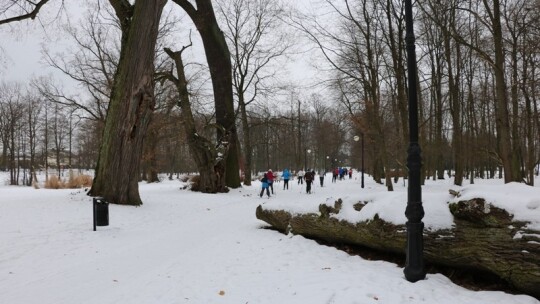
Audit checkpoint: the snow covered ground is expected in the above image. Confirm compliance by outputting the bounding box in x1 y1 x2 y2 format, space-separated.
1 171 539 304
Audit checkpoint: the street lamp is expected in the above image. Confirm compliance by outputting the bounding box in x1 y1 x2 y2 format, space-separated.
304 149 311 170
325 155 329 172
403 0 425 282
353 134 365 188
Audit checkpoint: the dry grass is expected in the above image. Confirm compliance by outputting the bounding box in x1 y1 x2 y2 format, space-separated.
66 174 93 188
44 172 93 189
44 175 65 189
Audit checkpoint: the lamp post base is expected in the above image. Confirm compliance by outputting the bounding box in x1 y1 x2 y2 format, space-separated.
404 221 426 282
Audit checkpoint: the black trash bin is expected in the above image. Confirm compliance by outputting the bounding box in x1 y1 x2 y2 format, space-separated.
93 197 109 231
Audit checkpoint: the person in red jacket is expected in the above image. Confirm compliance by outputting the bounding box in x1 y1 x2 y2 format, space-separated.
332 168 339 183
267 169 275 194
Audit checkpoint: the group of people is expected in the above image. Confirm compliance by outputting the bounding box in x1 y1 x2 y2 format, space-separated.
259 168 327 197
259 169 275 198
332 167 353 182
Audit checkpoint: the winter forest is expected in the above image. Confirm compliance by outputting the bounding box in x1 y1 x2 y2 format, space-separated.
1 0 539 204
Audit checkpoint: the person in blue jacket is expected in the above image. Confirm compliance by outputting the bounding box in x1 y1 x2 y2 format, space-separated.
260 173 271 198
282 168 291 190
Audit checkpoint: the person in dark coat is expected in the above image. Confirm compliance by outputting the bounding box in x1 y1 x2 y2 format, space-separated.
304 170 314 194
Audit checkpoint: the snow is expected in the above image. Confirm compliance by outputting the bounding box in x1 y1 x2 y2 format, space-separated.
1 171 539 304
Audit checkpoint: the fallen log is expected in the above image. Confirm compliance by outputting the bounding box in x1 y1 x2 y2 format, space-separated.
256 198 540 299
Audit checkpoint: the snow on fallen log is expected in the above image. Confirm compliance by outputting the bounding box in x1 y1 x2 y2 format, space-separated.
256 195 540 298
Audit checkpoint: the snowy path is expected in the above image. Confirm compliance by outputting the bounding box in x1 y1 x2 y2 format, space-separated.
1 176 538 303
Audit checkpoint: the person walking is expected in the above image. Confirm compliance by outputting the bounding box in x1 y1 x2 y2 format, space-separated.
305 169 314 194
332 168 338 183
259 173 271 198
297 169 305 185
319 171 324 187
267 169 275 194
282 168 291 190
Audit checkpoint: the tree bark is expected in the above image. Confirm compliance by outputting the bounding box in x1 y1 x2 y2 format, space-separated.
488 0 520 183
0 0 50 25
172 0 241 189
162 46 227 193
89 0 166 205
239 95 253 186
256 198 540 298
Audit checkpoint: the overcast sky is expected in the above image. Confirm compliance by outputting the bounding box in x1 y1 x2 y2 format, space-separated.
0 0 326 97
0 0 88 84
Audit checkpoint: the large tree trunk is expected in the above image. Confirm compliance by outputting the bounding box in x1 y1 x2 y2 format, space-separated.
489 0 520 183
256 198 540 299
239 95 253 186
172 0 241 189
89 0 166 205
442 8 464 186
163 47 226 193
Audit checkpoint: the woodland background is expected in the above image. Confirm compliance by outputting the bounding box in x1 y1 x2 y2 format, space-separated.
0 0 539 193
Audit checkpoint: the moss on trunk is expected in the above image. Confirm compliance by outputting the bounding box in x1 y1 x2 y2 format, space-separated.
88 0 166 205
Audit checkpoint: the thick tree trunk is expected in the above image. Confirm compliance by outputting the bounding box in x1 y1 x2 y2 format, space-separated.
89 0 166 205
173 0 241 189
239 95 253 186
163 47 226 193
443 18 463 186
199 21 241 189
490 0 520 183
256 198 540 298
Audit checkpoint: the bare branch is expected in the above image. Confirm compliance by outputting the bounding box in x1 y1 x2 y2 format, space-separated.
0 0 51 25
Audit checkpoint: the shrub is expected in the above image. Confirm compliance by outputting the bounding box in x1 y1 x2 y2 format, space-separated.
44 175 64 189
66 174 93 188
43 173 92 189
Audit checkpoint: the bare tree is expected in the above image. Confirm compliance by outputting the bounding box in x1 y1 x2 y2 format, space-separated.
0 82 24 184
24 89 43 186
0 0 51 25
88 0 167 205
39 3 120 123
217 0 291 185
171 0 241 189
296 0 395 190
160 42 229 192
420 0 523 183
50 103 67 177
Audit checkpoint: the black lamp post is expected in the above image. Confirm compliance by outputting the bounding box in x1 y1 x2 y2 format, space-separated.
403 0 425 282
304 149 311 170
353 134 365 188
325 155 329 172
